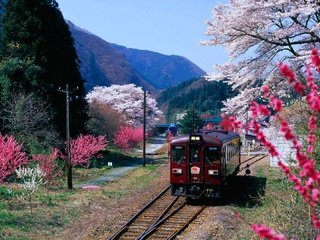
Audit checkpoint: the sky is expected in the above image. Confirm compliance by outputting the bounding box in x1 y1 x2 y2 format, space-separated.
56 0 228 73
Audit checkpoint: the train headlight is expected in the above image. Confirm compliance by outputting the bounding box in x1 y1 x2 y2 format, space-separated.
190 135 201 142
172 168 183 174
208 170 219 175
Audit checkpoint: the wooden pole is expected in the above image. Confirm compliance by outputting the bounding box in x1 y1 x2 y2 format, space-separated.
66 84 72 189
143 89 146 167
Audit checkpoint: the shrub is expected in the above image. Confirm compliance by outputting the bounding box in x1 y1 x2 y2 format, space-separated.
0 134 28 182
67 135 108 168
32 148 62 187
113 126 143 151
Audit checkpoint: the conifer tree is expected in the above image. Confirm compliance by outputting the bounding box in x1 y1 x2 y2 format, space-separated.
0 0 87 137
179 108 204 134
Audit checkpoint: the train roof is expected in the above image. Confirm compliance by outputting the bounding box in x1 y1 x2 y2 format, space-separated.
171 129 240 146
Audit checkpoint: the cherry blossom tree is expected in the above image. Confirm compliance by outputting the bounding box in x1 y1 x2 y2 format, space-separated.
203 0 320 117
113 126 143 151
0 134 29 182
86 84 163 128
32 148 61 189
15 165 45 214
67 135 108 168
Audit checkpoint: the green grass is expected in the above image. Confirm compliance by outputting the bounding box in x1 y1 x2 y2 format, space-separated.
101 190 127 198
0 147 163 240
231 166 317 239
129 165 160 188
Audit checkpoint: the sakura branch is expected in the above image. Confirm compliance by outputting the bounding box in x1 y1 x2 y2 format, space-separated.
224 49 320 239
204 0 320 118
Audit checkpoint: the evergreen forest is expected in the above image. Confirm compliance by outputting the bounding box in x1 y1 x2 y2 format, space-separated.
0 0 87 153
157 77 236 122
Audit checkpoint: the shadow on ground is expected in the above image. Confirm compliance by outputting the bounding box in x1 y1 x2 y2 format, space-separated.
223 175 267 207
188 175 267 207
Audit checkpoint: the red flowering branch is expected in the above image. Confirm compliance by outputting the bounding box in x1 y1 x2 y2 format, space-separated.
223 49 320 238
0 135 29 182
220 113 243 131
32 148 61 185
113 126 143 151
250 224 286 240
66 135 108 168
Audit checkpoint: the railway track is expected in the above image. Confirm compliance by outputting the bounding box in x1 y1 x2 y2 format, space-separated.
107 185 205 240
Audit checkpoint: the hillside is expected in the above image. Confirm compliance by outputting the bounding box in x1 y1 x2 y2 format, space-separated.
112 44 206 89
68 21 205 91
157 78 235 121
68 22 154 91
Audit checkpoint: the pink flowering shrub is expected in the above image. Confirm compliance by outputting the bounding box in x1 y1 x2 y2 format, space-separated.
225 49 320 239
113 126 143 151
67 135 108 168
32 148 61 185
0 135 28 182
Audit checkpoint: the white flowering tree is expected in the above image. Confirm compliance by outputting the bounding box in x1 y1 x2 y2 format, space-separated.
86 84 163 128
203 0 320 117
15 165 46 214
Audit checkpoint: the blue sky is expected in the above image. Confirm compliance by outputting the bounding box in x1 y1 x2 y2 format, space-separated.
56 0 228 73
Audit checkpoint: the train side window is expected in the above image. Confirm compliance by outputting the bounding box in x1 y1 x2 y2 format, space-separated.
222 146 226 163
172 146 185 163
190 146 201 163
205 147 219 164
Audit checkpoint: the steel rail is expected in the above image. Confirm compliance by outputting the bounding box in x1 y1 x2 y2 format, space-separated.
107 184 171 240
135 196 179 239
138 202 187 240
167 206 206 240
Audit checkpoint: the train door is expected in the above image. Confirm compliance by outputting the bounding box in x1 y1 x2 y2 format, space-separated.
188 145 203 183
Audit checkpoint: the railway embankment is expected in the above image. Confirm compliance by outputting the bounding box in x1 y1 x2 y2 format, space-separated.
1 139 311 239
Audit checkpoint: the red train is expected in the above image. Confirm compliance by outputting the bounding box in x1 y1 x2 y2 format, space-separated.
170 129 241 199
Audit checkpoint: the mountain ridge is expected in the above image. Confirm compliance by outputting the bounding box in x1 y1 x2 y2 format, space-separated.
67 21 205 92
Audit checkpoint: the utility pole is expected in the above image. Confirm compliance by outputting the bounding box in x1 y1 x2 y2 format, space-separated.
58 84 73 190
66 84 72 189
142 89 146 167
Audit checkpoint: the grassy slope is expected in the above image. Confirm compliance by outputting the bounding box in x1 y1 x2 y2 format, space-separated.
229 165 316 239
0 149 163 240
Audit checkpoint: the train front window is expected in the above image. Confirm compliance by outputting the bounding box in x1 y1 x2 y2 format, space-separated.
190 146 201 163
205 147 219 164
172 146 185 163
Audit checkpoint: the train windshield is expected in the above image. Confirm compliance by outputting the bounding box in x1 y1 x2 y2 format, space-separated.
172 146 185 163
205 147 220 164
190 145 201 163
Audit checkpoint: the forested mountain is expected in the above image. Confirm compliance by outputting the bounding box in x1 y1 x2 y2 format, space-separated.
112 44 206 89
68 21 205 91
157 78 235 121
68 22 155 91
